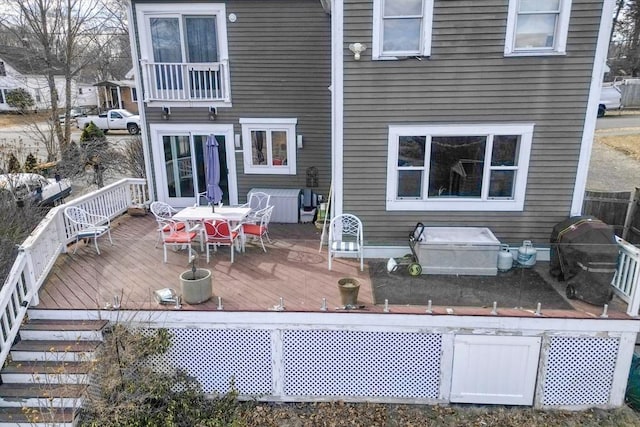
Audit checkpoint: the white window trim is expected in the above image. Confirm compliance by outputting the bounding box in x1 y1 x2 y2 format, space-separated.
504 0 572 57
372 0 434 60
386 123 534 211
240 118 298 175
135 3 230 107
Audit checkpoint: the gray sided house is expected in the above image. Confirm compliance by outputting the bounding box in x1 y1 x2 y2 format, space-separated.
129 0 610 248
338 0 610 247
128 0 331 208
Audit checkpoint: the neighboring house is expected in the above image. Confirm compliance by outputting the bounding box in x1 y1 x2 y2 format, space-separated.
94 79 139 113
76 81 99 109
127 0 610 248
0 45 73 112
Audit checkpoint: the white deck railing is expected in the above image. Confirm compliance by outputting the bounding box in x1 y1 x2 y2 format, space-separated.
612 236 640 316
141 61 230 102
0 178 148 365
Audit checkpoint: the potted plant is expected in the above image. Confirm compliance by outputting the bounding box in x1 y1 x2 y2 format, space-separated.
179 253 212 304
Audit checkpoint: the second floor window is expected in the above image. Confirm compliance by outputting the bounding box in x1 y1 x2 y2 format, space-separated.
505 0 572 56
372 0 434 60
150 15 219 65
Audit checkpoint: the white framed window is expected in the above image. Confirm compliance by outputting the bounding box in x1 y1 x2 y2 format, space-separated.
372 0 434 60
505 0 572 56
386 123 534 211
131 87 138 102
240 118 297 175
135 3 230 106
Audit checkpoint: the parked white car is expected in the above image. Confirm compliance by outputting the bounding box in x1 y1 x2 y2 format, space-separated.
0 173 72 206
598 85 622 117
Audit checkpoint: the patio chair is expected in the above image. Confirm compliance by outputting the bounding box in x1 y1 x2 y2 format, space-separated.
240 191 271 223
158 218 198 263
203 219 242 263
328 213 364 271
150 201 186 247
64 206 113 255
242 205 274 252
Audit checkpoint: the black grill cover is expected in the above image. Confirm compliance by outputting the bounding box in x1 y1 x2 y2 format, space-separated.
550 216 618 305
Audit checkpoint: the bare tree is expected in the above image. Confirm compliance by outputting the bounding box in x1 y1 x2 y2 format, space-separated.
609 0 640 77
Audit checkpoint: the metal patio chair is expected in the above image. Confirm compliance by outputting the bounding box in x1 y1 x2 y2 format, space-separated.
328 213 364 271
64 206 113 255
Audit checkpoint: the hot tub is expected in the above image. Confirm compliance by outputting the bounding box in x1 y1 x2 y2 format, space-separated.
416 227 500 276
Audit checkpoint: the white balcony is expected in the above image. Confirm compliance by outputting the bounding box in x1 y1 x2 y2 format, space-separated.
141 61 230 104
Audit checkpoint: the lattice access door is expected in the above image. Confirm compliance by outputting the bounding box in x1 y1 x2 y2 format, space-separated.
450 335 542 405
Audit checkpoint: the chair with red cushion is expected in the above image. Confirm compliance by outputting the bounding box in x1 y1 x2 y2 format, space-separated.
203 219 242 263
158 218 198 263
150 201 186 247
242 205 274 252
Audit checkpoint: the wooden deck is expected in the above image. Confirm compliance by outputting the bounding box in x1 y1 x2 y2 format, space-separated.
37 213 631 319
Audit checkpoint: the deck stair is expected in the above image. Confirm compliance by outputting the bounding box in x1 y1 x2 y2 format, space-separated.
0 318 107 426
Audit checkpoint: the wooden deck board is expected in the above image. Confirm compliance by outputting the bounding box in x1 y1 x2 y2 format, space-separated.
35 214 631 319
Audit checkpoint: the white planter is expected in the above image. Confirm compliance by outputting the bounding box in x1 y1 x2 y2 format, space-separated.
179 269 212 304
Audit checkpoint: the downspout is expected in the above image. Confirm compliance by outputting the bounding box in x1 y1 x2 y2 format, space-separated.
126 0 156 201
331 0 344 218
570 0 615 216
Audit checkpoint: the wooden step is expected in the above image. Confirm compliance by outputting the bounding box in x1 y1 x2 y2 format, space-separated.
0 406 74 426
20 319 107 341
11 340 101 362
0 383 86 407
2 361 92 384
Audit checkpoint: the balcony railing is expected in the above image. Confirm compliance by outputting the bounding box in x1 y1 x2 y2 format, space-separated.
141 61 230 103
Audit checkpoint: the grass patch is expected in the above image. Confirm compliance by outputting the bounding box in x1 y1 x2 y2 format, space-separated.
596 133 640 160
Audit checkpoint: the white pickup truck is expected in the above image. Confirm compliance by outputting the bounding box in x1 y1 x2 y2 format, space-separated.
76 109 141 135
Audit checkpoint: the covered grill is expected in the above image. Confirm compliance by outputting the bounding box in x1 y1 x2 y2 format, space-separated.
550 216 618 305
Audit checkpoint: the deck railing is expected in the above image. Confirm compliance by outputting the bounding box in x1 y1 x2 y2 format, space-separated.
612 236 640 316
141 61 230 103
0 178 148 366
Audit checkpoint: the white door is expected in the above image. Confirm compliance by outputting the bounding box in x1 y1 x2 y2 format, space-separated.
150 124 237 207
450 335 541 405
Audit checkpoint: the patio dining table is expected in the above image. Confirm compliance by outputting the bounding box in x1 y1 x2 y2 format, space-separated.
172 205 252 254
172 205 252 224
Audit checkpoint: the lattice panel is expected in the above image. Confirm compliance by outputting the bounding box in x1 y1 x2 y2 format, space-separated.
282 330 442 399
146 328 272 395
542 336 619 406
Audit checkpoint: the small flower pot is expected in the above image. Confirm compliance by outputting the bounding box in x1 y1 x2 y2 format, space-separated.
179 268 212 304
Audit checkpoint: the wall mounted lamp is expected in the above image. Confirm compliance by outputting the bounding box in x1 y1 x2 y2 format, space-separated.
297 134 303 149
349 42 367 61
208 106 217 121
234 133 241 148
161 106 170 120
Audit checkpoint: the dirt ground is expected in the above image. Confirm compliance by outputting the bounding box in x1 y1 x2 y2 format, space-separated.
588 120 640 192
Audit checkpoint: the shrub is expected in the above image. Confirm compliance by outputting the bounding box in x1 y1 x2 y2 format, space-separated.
6 88 35 112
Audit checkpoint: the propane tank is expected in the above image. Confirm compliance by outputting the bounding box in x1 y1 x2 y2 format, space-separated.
497 244 513 272
517 240 537 268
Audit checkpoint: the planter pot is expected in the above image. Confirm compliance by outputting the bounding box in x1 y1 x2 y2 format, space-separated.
338 277 360 307
179 268 212 304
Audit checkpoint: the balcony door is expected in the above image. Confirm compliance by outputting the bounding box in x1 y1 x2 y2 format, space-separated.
151 124 237 207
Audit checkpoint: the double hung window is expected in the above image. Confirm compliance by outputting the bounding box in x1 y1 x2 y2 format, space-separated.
505 0 572 56
386 124 534 211
372 0 434 59
240 119 297 175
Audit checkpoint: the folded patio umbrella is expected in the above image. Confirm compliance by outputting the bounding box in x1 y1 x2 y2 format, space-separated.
205 134 223 207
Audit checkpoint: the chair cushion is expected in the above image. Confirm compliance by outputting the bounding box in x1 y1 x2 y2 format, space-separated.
242 223 265 236
164 231 197 244
162 222 186 232
331 241 359 252
77 226 109 239
206 230 238 244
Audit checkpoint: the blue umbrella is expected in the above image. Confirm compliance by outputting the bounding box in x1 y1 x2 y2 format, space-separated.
205 134 223 209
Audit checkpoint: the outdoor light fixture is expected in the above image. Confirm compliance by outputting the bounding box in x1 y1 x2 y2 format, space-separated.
234 133 241 148
349 42 367 60
161 106 170 120
208 106 217 121
297 134 303 149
